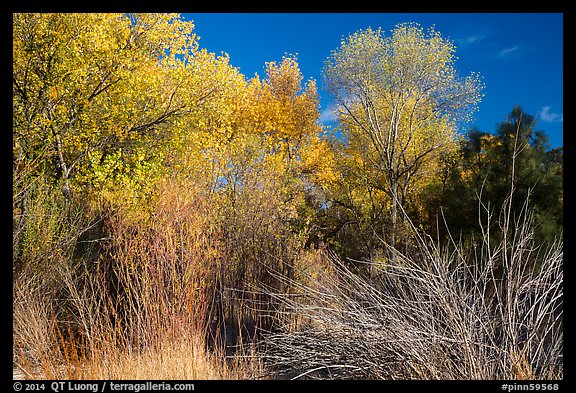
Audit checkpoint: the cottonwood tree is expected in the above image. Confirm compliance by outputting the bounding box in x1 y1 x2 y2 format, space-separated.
323 23 484 260
13 13 203 200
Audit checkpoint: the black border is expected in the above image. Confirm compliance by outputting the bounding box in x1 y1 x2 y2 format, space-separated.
7 0 570 13
7 2 572 390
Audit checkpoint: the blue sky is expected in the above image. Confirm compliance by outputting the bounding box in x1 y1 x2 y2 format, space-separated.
184 13 563 149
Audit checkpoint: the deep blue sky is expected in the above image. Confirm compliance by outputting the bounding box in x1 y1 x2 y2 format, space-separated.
184 13 563 149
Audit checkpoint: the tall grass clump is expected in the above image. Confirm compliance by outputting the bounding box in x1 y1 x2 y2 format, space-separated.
13 170 102 378
13 176 266 379
261 192 563 379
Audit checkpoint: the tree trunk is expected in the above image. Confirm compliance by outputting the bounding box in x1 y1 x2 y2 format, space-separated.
389 187 398 264
53 128 72 201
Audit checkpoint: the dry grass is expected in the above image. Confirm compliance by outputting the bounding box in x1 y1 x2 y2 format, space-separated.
13 267 265 381
13 278 60 379
12 178 268 380
53 332 262 380
14 311 263 380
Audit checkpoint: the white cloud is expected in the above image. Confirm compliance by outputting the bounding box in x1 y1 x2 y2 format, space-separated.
539 106 563 123
319 105 338 123
496 45 522 59
455 33 489 47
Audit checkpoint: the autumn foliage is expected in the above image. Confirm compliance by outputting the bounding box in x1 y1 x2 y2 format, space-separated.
13 13 561 380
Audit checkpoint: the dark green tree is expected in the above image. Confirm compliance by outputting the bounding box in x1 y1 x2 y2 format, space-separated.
439 106 562 249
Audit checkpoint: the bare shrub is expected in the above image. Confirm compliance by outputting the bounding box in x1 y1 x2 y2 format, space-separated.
261 201 563 379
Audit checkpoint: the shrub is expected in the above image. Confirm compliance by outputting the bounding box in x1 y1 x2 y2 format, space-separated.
261 199 563 379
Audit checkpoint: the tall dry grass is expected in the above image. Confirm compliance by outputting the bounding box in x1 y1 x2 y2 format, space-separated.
14 279 262 380
13 173 100 378
261 196 563 379
13 177 267 379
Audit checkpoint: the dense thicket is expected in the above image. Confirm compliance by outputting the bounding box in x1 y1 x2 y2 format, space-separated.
13 14 562 380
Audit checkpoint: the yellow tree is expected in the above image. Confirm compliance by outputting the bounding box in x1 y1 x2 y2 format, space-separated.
250 56 333 241
248 57 321 167
201 56 325 209
323 23 484 257
165 54 327 246
165 49 250 196
13 13 201 200
168 55 327 324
